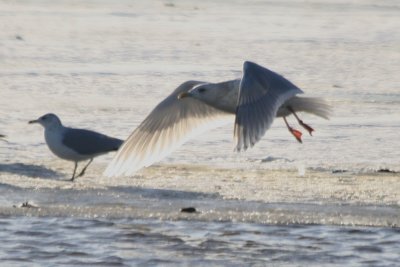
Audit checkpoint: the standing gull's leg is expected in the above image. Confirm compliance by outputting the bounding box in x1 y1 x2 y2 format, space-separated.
288 107 314 136
77 158 93 178
70 162 78 181
283 117 302 143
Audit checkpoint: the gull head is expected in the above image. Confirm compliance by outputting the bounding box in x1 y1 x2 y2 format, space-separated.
178 82 237 113
178 83 221 105
29 113 62 129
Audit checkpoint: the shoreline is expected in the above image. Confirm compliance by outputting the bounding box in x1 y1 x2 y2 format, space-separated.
1 162 399 227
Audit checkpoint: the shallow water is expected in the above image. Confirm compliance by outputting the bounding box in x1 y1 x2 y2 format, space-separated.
1 216 399 267
1 0 400 265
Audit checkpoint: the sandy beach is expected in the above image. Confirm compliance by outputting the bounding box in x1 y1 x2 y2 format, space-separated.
0 161 399 227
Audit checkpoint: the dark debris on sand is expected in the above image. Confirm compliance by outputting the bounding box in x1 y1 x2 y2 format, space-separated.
180 207 197 213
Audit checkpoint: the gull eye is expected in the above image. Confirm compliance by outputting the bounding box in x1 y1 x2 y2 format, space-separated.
198 87 206 93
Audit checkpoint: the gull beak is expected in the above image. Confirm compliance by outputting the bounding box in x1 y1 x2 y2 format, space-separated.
177 92 190 99
29 119 39 124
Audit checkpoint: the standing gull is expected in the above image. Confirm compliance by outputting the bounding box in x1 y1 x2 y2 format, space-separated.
30 113 123 181
105 61 331 177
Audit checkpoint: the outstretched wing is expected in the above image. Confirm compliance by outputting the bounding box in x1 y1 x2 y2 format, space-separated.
104 80 232 177
234 61 303 151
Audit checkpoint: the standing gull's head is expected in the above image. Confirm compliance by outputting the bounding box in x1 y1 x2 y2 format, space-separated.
29 113 62 129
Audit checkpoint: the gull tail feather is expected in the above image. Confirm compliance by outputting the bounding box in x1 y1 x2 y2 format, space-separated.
283 96 332 119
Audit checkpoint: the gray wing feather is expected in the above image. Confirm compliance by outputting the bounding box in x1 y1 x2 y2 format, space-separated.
104 80 232 177
63 128 123 156
234 61 303 151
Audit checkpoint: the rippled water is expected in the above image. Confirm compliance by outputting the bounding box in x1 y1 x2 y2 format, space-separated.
0 216 399 266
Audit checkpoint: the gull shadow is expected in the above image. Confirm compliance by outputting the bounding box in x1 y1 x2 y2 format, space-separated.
0 163 64 180
9 186 222 208
108 186 221 201
261 156 294 163
0 182 23 191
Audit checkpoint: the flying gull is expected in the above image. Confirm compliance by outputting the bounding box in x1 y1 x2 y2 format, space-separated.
30 113 123 181
105 61 331 177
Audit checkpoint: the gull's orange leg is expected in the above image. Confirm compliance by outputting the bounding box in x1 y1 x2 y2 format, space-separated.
283 117 302 143
288 107 314 136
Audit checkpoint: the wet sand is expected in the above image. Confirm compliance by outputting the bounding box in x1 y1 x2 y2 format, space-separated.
1 161 399 227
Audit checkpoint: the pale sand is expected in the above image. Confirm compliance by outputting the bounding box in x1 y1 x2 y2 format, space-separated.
0 161 398 226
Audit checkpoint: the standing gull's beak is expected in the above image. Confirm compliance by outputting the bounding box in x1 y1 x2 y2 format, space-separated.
28 119 39 124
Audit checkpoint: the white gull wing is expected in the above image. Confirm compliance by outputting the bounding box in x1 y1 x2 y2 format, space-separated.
234 61 303 151
105 80 233 177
